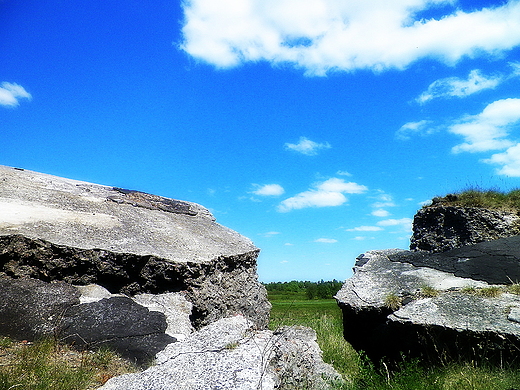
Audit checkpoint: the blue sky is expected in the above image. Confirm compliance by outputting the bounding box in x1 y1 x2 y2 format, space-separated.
2 0 520 282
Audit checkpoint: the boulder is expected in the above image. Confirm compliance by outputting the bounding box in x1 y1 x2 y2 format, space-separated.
410 205 520 252
76 284 195 340
392 235 520 284
133 292 194 340
0 277 80 340
0 166 270 329
99 315 342 390
60 296 175 365
0 278 175 365
335 243 520 364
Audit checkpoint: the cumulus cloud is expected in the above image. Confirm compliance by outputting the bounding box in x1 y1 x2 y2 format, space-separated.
371 192 396 208
346 225 383 232
449 98 520 153
395 120 434 140
181 0 520 76
284 137 331 155
277 177 367 212
0 82 32 107
252 184 285 196
484 144 520 176
377 218 412 226
372 209 390 217
278 190 347 211
377 218 413 231
416 69 503 104
511 61 520 75
260 231 281 237
314 238 338 243
353 236 374 241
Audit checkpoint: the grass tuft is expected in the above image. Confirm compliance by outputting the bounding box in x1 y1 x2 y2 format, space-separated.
477 286 503 298
461 286 477 295
507 284 520 295
383 293 402 310
420 285 440 298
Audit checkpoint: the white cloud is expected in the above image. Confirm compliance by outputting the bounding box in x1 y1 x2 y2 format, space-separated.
416 69 503 104
278 190 347 212
377 218 413 232
336 170 352 176
0 82 32 107
377 218 412 226
317 178 367 193
420 199 433 206
484 143 520 176
260 231 281 237
284 243 294 246
396 120 434 140
511 61 520 75
346 225 383 232
284 137 331 155
372 209 390 217
371 192 396 208
450 98 520 153
277 177 368 212
181 0 520 76
314 238 338 243
252 184 285 196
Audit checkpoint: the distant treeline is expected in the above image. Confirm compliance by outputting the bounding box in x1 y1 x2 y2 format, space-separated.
263 280 344 299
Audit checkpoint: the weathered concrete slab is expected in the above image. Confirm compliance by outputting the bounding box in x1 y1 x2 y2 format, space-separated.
335 249 520 364
0 277 175 364
0 166 270 328
390 235 520 284
99 316 342 390
0 166 254 262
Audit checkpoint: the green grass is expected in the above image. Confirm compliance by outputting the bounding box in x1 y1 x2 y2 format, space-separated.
0 338 92 390
267 291 520 390
383 293 403 310
420 285 440 298
431 188 520 212
0 338 137 390
508 284 520 295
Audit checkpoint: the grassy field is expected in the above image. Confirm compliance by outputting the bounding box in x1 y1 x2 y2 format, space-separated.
268 291 520 390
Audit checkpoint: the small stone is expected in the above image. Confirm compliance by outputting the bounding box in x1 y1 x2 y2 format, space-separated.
508 307 520 324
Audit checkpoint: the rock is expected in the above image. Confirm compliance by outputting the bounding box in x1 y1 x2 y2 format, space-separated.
0 165 270 329
388 292 520 363
269 326 343 390
99 316 342 390
410 205 520 252
76 283 123 304
133 292 194 340
76 284 194 340
60 296 175 365
0 278 175 364
391 235 520 285
335 247 520 364
0 277 80 340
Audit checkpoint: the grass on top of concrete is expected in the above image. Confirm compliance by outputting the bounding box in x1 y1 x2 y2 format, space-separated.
430 188 520 212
